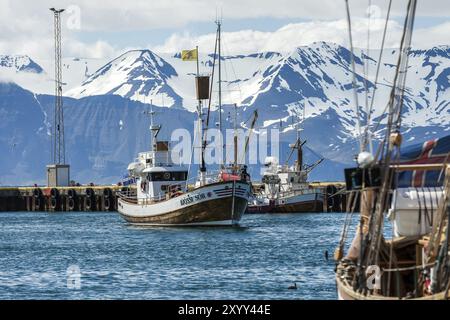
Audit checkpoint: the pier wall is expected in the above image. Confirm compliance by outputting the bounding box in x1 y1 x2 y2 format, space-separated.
0 183 348 213
0 186 133 212
313 182 348 213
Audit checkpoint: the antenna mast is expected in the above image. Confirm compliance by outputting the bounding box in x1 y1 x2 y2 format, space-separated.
233 103 238 170
50 8 65 165
145 100 160 152
47 8 70 187
216 18 224 167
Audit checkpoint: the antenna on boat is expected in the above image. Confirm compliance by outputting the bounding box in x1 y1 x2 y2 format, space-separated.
285 106 305 171
216 17 224 167
233 103 238 171
143 99 160 152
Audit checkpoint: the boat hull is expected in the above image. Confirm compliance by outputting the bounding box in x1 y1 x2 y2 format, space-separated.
247 192 323 213
118 181 250 226
335 273 449 300
335 255 450 300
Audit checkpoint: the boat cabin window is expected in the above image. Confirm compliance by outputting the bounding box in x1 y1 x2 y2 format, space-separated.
161 184 182 192
147 171 188 181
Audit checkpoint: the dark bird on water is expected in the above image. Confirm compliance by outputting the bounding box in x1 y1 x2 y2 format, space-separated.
288 282 297 290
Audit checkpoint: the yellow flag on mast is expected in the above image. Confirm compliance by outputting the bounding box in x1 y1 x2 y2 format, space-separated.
181 48 198 61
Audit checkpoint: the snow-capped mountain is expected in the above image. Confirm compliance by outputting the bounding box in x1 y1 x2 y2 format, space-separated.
0 54 44 73
0 55 108 96
62 42 450 129
0 42 449 185
66 50 182 108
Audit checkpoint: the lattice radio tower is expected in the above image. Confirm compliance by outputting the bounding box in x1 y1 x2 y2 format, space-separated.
50 8 65 164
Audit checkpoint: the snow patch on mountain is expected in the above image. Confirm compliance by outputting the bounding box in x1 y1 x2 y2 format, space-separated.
0 55 44 73
66 50 182 108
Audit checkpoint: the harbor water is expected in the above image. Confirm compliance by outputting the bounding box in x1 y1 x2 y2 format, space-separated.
0 211 356 299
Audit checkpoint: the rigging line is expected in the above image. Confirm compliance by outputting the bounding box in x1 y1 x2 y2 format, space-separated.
187 116 200 179
437 152 450 184
387 0 415 135
371 95 390 135
217 20 223 166
386 147 402 294
345 0 363 152
360 180 376 263
204 27 219 154
371 151 396 267
394 0 417 131
380 0 414 158
220 40 231 106
222 39 243 104
241 111 255 126
357 172 377 293
338 191 359 257
362 0 372 150
303 144 323 160
383 261 437 273
365 0 392 148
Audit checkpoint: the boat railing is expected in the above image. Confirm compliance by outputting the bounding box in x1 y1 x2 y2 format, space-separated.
118 170 236 204
267 187 322 198
184 171 222 187
118 189 171 205
117 188 138 203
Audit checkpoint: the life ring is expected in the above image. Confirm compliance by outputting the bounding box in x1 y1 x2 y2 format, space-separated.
68 189 77 199
103 188 112 197
104 198 111 210
85 197 92 211
86 188 95 198
34 197 41 209
33 188 42 198
50 197 58 209
68 198 75 210
50 188 59 198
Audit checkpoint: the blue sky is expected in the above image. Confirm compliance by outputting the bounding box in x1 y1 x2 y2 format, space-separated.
73 15 450 50
1 0 450 59
74 17 310 48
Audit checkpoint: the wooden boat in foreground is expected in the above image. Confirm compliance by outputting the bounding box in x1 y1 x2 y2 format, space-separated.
334 0 450 300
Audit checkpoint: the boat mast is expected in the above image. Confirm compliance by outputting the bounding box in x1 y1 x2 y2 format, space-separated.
233 103 238 171
296 104 305 172
200 23 219 184
216 19 224 167
149 100 160 160
142 99 160 169
296 135 302 172
197 45 207 179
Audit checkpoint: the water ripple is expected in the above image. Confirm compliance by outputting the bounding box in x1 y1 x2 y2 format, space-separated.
0 211 355 299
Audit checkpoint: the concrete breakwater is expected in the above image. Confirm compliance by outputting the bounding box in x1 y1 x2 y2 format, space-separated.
0 183 349 213
0 186 133 212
